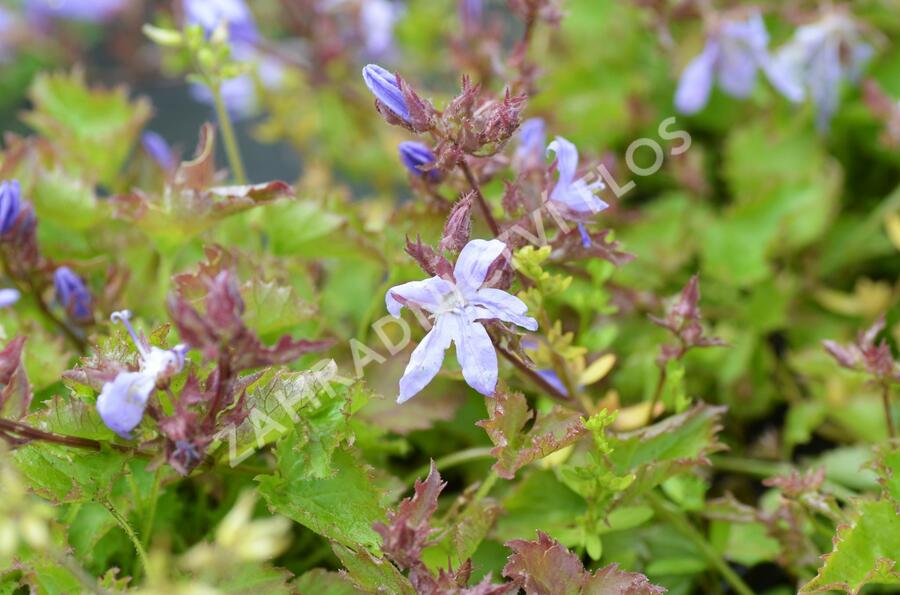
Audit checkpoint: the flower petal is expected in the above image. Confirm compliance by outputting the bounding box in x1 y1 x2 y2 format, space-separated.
547 136 579 194
96 372 155 439
386 276 454 317
362 64 410 122
471 287 538 331
452 318 498 396
453 238 507 294
675 41 718 114
397 314 454 403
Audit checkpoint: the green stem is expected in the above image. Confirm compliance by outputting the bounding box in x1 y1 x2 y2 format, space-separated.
646 490 754 595
472 469 499 503
881 382 895 439
140 468 162 553
210 82 247 185
103 499 150 582
403 447 495 485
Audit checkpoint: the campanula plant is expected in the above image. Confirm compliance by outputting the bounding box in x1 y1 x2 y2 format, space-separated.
0 1 897 593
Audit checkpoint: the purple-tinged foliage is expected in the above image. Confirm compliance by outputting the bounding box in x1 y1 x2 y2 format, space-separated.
53 266 92 324
439 193 474 253
374 462 446 568
650 275 726 364
398 141 440 181
770 12 874 131
387 238 537 403
503 531 667 593
168 267 332 371
0 337 31 421
477 389 585 480
823 316 900 383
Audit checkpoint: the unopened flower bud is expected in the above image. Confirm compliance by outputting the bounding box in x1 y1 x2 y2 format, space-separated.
0 180 23 236
53 266 92 323
398 141 440 181
362 64 411 123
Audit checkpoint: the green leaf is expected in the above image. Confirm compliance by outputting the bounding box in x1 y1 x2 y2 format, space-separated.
331 543 415 594
12 443 128 504
257 444 387 550
31 167 105 231
262 200 345 256
608 403 727 499
293 569 363 594
421 499 501 571
476 389 586 480
23 69 151 186
213 362 357 476
800 498 900 594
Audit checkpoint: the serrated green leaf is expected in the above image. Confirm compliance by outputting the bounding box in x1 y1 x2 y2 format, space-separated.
23 69 151 187
331 543 415 594
257 444 386 550
801 498 900 594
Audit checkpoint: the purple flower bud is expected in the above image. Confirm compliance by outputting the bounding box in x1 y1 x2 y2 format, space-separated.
398 141 440 181
96 371 155 439
141 131 176 172
183 0 258 44
54 266 92 323
0 180 23 236
0 288 20 308
362 64 411 123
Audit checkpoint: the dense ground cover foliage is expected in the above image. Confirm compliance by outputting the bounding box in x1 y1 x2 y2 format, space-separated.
0 0 899 593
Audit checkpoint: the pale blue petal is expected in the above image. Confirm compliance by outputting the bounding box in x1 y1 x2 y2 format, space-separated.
386 277 454 317
675 41 718 114
471 287 538 331
453 318 498 397
0 288 20 308
453 239 508 295
97 372 155 439
397 314 454 403
547 136 579 198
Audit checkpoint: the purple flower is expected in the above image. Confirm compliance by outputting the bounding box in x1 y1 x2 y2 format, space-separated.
360 0 401 58
398 141 440 181
0 288 20 308
386 239 538 403
460 0 483 32
546 136 608 216
96 372 156 439
675 12 794 114
362 64 410 123
515 118 546 167
0 180 23 236
53 267 91 323
97 311 188 439
111 310 187 383
26 0 129 24
183 0 258 44
141 131 176 172
770 13 873 131
0 7 19 62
